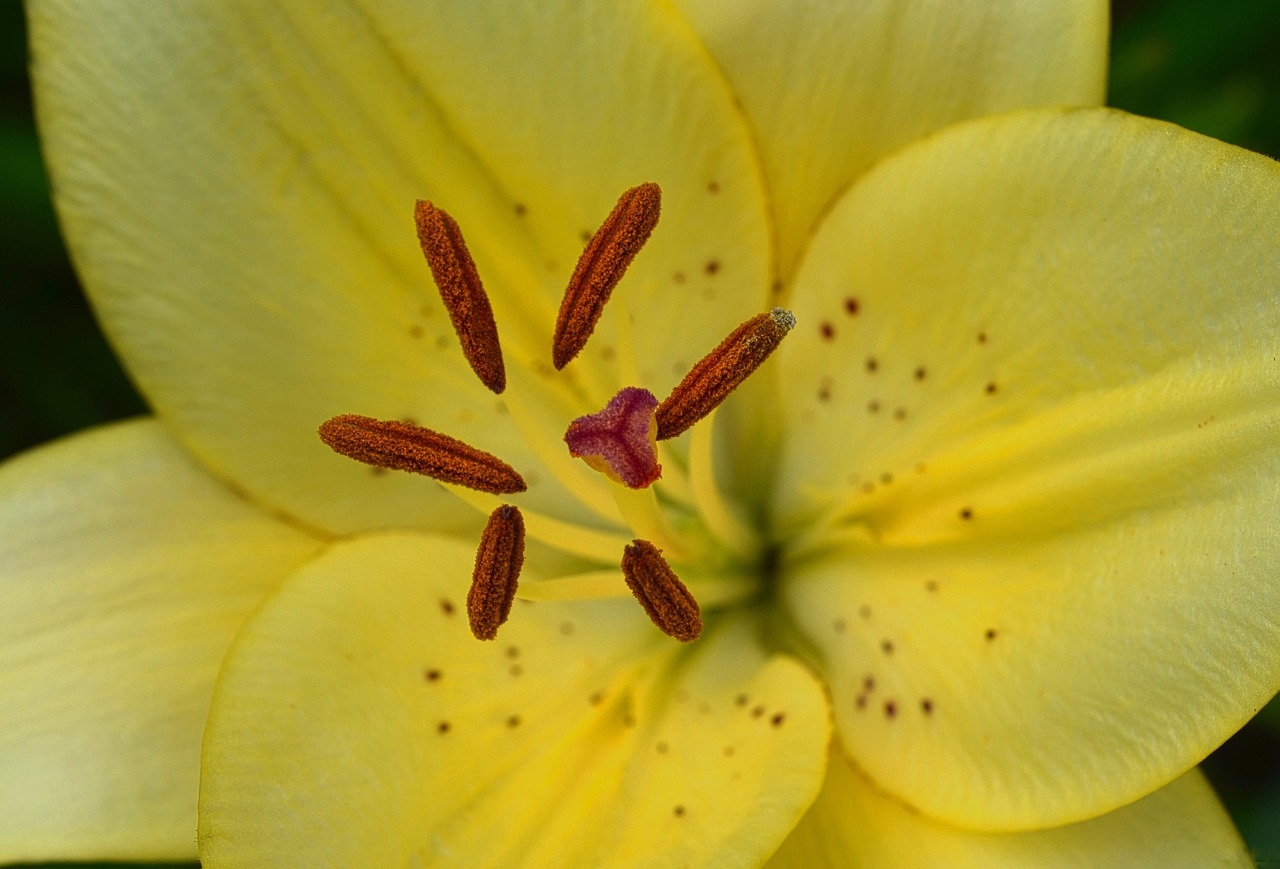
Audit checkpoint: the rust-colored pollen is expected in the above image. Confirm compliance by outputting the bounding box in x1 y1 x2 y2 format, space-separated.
553 182 662 370
468 505 525 641
655 308 796 440
620 539 702 642
414 200 506 394
318 414 526 494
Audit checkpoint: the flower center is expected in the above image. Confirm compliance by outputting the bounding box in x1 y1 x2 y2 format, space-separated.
320 184 793 644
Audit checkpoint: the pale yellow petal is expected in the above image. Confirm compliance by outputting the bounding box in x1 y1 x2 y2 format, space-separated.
199 533 829 868
0 419 322 862
776 109 1280 829
766 755 1250 869
674 0 1108 280
30 0 771 534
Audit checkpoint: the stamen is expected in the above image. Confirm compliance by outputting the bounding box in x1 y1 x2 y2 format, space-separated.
688 407 762 559
564 386 662 489
518 569 755 607
441 483 632 563
553 182 662 370
319 414 526 494
468 505 525 640
414 200 506 394
621 539 702 642
656 308 796 440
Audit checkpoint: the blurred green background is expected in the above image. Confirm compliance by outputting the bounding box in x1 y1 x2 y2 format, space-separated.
2 0 1278 866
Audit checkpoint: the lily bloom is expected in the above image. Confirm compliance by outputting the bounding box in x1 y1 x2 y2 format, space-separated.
5 1 1277 866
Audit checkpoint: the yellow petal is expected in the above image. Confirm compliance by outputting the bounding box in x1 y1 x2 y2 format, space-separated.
199 532 829 868
765 754 1250 868
0 419 321 862
673 0 1108 280
776 108 1280 828
30 0 771 534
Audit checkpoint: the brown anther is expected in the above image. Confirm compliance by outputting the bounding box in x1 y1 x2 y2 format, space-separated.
655 308 795 440
319 414 526 494
414 200 506 394
468 505 525 640
620 539 701 642
553 183 662 370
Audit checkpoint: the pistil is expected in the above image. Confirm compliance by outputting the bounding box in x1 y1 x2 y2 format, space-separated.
563 386 662 489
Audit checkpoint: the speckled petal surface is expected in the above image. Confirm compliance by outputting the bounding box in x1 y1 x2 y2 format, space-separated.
199 533 829 868
776 108 1280 829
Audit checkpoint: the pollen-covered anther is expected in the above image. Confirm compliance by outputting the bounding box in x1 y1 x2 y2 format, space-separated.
655 308 796 440
318 414 526 494
564 386 662 489
553 182 662 369
468 505 525 641
414 200 507 394
621 539 701 642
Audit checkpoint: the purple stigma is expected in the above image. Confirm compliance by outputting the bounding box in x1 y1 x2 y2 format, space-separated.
564 386 662 489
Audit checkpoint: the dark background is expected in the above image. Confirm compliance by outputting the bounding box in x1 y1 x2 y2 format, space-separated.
2 1 1278 865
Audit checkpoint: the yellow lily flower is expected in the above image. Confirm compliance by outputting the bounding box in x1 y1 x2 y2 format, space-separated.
7 0 1277 866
